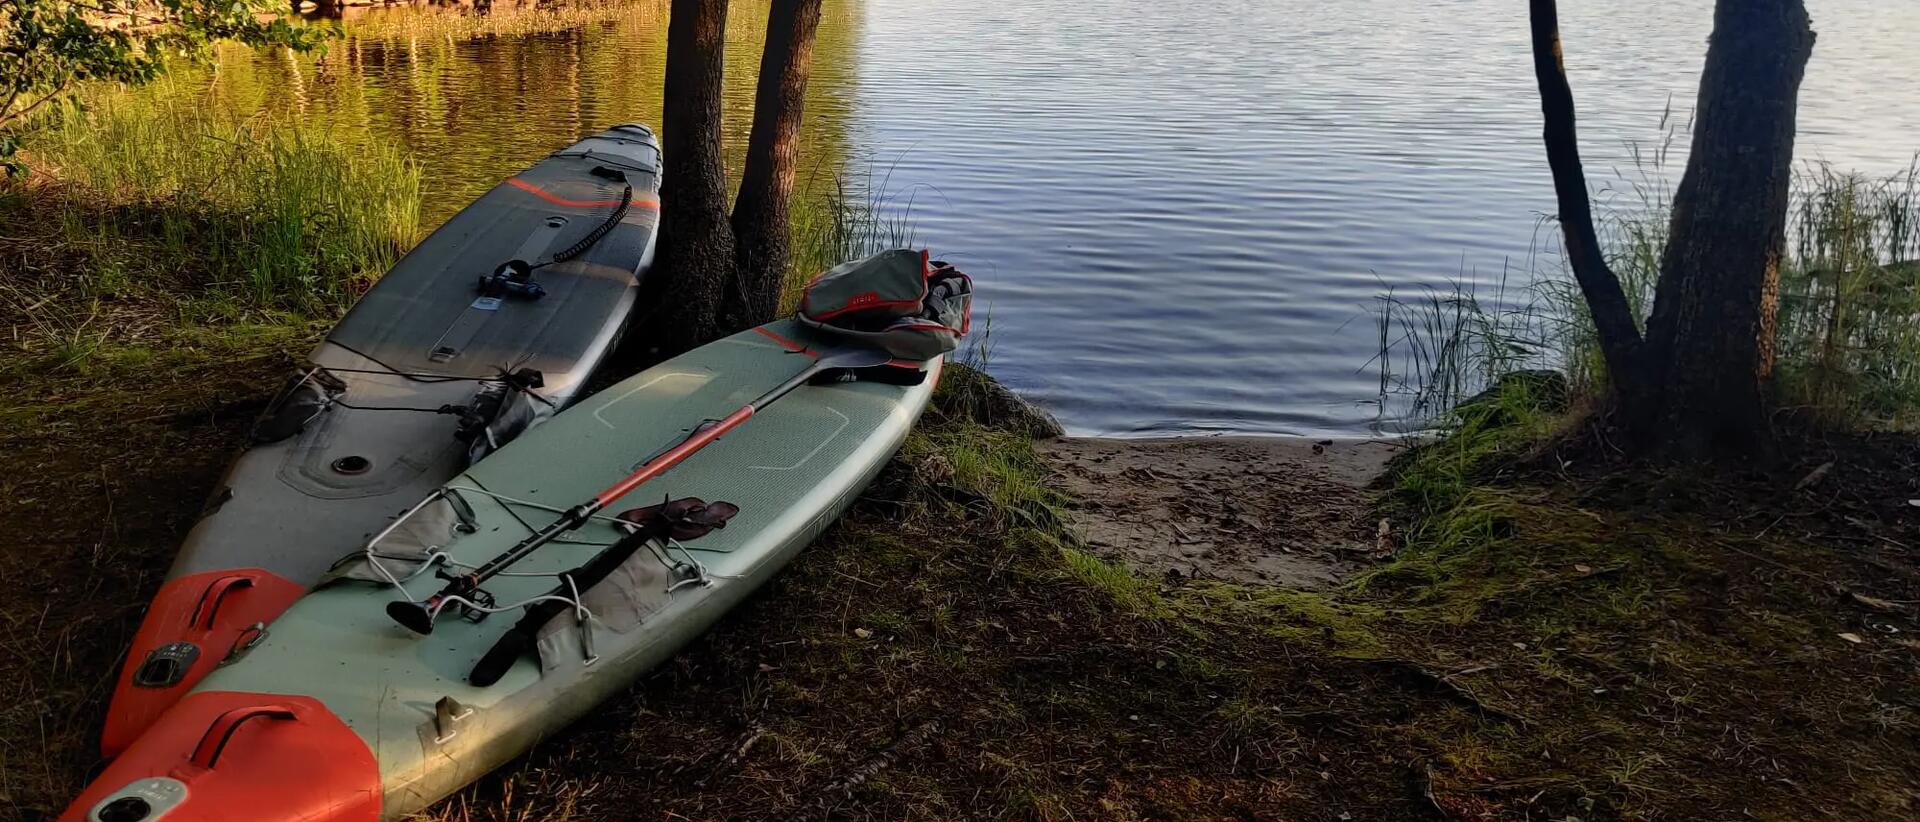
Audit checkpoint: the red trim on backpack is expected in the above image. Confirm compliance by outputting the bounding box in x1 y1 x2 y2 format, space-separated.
891 321 962 335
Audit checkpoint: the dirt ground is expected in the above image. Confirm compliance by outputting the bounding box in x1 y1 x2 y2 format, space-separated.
6 349 1920 820
1041 437 1401 589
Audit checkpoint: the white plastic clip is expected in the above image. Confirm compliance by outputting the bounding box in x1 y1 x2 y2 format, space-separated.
433 695 473 743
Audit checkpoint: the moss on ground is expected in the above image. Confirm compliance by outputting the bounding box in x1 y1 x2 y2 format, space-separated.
2 329 1916 820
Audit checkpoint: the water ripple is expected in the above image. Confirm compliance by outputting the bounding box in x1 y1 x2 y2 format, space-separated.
856 0 1920 435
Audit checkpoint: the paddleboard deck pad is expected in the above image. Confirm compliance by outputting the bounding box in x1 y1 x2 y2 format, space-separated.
67 320 939 822
99 124 663 757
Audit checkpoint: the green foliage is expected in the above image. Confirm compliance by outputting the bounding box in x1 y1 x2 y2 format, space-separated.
1378 144 1920 432
786 162 919 303
1777 162 1920 425
6 78 421 316
1059 548 1165 616
0 0 325 174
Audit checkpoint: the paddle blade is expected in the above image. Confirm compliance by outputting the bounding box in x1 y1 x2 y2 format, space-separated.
387 600 437 635
812 345 898 370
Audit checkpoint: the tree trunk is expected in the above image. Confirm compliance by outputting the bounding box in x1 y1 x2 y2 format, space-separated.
647 0 736 356
1643 0 1814 458
1527 0 1653 408
1529 0 1814 462
726 0 825 333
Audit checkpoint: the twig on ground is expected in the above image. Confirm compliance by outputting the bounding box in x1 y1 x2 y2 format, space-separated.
795 718 942 819
1369 658 1529 725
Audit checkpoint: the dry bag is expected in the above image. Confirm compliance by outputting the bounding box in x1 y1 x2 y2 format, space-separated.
797 248 972 360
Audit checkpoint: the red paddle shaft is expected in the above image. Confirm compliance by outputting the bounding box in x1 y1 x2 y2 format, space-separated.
592 405 751 507
389 344 894 634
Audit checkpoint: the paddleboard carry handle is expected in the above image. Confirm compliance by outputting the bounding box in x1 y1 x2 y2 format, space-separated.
384 341 904 636
189 704 297 770
189 575 255 631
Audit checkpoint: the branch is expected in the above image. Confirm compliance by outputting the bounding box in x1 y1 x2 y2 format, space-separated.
1528 0 1647 378
0 79 72 130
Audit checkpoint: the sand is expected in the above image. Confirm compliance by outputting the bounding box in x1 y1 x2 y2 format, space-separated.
1038 436 1403 589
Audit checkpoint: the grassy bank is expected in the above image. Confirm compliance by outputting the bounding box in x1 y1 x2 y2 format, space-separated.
4 78 421 325
5 341 1915 819
343 0 664 41
1348 149 1920 817
1374 157 1920 430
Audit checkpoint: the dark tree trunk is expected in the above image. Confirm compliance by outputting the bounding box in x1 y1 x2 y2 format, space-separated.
647 0 736 356
1643 0 1814 458
1527 0 1653 407
726 0 825 333
1527 0 1814 462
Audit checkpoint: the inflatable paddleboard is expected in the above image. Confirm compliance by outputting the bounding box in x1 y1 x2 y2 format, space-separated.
100 124 664 756
69 319 938 821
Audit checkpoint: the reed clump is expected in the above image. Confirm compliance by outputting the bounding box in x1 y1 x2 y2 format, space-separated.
4 77 422 320
344 0 664 42
1375 154 1920 432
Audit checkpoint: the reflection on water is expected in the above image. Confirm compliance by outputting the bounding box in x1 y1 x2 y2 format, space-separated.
180 0 860 224
854 0 1920 435
171 0 1920 436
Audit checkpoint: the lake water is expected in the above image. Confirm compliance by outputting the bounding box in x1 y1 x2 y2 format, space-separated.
201 0 1920 435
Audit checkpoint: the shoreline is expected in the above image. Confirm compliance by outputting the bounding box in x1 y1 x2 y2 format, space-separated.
1040 435 1403 589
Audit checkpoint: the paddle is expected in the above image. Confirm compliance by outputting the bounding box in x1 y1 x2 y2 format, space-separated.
386 342 905 635
465 497 738 687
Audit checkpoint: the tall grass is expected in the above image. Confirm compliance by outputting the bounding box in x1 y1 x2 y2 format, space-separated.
1777 163 1920 424
1371 263 1555 424
1376 143 1920 432
9 76 422 315
785 162 920 304
345 0 664 42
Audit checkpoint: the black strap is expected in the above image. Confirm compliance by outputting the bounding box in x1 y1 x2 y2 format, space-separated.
530 167 634 272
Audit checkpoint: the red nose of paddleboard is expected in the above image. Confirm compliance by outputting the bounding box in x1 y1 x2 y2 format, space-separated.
101 569 306 757
65 691 379 822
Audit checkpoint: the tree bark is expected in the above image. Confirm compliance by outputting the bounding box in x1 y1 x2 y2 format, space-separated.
648 0 736 355
1643 0 1814 458
726 0 825 333
1529 0 1814 461
1527 0 1652 408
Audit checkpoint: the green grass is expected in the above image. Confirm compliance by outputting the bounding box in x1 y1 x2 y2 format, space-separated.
344 0 664 42
1375 113 1920 432
785 163 922 307
1778 162 1920 425
7 76 422 316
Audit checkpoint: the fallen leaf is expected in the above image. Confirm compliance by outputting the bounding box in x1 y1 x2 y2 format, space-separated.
1850 592 1906 612
1794 461 1833 491
1838 632 1865 644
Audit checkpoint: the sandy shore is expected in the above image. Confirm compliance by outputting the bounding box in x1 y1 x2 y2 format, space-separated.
1038 436 1404 589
